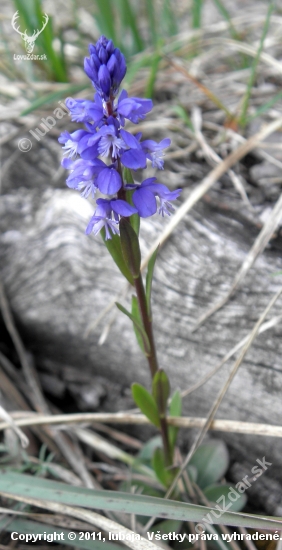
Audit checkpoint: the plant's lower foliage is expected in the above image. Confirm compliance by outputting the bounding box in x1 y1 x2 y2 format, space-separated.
59 35 181 239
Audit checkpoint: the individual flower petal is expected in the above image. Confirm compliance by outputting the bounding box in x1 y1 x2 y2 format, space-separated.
120 129 147 169
111 199 137 217
121 149 147 170
96 166 122 195
98 65 111 97
132 187 157 218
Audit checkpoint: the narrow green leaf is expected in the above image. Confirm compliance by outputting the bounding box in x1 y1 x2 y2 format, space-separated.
131 295 145 353
120 218 141 278
172 105 194 131
20 84 88 116
169 390 182 417
152 447 171 487
152 370 170 417
1 472 282 529
168 390 182 451
145 51 162 99
192 0 203 29
117 0 144 53
246 90 282 123
189 440 229 489
145 246 159 317
145 0 157 45
101 229 134 286
161 0 178 37
131 383 160 427
239 1 274 127
93 0 117 45
137 436 162 463
212 0 240 40
116 303 150 354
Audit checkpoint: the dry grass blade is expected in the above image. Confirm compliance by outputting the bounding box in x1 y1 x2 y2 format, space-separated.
0 282 100 488
219 37 282 74
0 279 45 413
191 106 250 205
74 428 135 464
141 115 282 272
195 191 282 329
166 56 233 119
182 314 282 396
1 412 282 438
164 286 282 501
0 493 160 550
0 404 28 448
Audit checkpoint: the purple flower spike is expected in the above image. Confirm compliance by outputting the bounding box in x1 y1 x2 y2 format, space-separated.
59 36 181 239
84 36 127 100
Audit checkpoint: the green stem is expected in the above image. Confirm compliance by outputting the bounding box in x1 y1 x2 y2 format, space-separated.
134 273 158 378
134 273 172 466
115 152 172 466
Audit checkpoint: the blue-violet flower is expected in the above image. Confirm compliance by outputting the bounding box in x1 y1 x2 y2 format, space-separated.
59 35 181 239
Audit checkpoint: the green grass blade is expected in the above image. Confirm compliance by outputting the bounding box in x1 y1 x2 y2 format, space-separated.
239 1 274 127
145 0 158 45
20 84 88 116
161 0 178 37
93 0 117 46
172 105 194 131
131 295 145 353
101 230 135 286
117 0 144 53
145 50 162 99
212 0 240 40
192 0 203 29
1 472 282 529
145 246 159 317
116 302 151 353
246 90 282 123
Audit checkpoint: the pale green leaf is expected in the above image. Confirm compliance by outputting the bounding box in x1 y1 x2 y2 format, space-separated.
0 472 281 530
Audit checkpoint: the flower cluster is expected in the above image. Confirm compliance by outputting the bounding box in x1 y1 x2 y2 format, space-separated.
59 36 181 239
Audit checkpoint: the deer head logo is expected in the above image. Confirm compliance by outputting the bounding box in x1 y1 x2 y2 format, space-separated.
11 11 49 54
